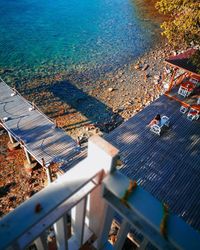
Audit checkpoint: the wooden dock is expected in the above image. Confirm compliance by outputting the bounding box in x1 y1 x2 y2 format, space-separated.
105 94 200 230
0 78 83 173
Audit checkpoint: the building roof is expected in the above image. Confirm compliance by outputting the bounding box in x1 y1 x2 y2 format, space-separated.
165 49 200 77
105 95 200 230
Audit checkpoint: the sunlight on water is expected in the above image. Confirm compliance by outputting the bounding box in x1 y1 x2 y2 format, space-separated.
0 0 159 81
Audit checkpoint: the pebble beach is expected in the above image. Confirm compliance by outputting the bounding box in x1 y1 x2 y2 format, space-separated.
18 40 171 139
0 0 171 217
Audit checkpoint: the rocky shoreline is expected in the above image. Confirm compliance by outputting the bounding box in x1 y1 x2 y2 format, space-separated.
14 40 171 140
1 41 172 141
0 40 172 217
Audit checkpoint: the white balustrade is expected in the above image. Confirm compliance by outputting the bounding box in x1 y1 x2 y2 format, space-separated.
0 135 119 250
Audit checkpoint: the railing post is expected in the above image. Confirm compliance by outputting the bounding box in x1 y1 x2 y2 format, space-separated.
114 219 131 250
86 136 119 249
96 204 115 249
34 231 48 250
54 215 68 250
167 68 178 91
72 197 87 247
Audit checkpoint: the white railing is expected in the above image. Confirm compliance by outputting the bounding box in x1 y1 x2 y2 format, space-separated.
0 136 119 250
101 171 200 250
0 159 100 249
1 135 200 250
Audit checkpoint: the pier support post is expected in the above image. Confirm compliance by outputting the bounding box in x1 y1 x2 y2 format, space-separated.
7 132 20 150
23 148 37 173
45 167 52 184
24 148 31 165
8 132 15 144
42 158 53 184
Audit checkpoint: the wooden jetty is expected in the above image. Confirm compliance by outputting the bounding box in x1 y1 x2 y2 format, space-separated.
0 78 83 181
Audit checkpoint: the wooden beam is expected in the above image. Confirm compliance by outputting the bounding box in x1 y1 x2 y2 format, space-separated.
164 61 200 78
168 68 178 92
24 148 32 165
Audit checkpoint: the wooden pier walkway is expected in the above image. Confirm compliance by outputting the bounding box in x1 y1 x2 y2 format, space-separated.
0 78 83 172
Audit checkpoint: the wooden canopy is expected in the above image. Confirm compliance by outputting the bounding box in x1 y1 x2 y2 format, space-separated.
165 48 200 78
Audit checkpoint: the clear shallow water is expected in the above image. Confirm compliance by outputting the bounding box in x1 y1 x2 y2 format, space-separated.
0 0 159 81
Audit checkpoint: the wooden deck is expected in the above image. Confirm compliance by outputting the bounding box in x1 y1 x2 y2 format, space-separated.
105 94 200 230
0 79 83 171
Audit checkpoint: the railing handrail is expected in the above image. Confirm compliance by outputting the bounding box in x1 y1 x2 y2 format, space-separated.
0 157 103 249
103 171 200 250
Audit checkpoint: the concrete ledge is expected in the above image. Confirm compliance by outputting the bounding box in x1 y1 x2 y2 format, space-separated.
89 135 119 158
88 135 119 173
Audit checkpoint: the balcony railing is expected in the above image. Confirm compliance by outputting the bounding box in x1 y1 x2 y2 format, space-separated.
1 136 200 250
0 136 119 250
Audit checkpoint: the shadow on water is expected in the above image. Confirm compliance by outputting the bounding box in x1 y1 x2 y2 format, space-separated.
48 80 124 132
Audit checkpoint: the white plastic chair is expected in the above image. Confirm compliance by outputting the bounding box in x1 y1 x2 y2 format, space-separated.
180 105 188 114
150 116 170 136
178 86 191 97
187 109 200 121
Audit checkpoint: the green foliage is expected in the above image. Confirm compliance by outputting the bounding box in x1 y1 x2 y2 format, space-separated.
156 0 200 47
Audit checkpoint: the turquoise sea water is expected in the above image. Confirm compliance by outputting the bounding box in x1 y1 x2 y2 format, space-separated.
0 0 159 81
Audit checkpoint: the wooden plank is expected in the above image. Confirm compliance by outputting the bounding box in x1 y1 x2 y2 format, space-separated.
105 94 200 230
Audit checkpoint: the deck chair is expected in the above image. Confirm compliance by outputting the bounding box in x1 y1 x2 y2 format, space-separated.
187 110 200 121
150 116 170 136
